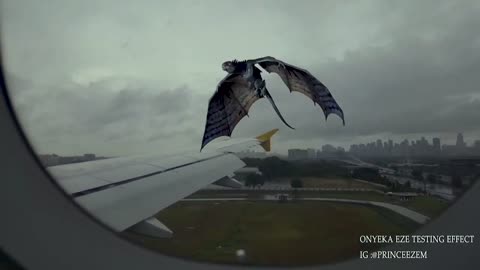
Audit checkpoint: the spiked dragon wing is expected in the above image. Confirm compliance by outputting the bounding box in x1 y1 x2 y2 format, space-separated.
201 73 261 150
259 59 345 125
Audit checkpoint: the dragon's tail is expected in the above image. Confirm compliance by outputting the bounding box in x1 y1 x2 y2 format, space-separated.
263 89 295 130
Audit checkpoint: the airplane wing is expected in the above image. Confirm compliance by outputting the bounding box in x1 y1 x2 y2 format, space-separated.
48 129 278 238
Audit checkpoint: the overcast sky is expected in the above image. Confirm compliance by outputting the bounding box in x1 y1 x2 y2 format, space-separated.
1 0 479 156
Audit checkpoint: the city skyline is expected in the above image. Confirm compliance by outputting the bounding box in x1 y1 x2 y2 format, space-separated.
281 132 480 160
348 132 480 157
38 131 480 159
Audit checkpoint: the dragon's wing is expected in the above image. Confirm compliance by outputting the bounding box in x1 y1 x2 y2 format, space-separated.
259 60 345 125
201 73 260 150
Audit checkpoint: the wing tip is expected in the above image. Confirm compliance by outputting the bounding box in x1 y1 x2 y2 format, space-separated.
325 112 345 126
256 128 279 152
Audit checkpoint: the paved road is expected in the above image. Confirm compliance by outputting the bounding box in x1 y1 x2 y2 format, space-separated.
301 198 429 224
205 185 384 193
181 197 430 224
385 174 455 200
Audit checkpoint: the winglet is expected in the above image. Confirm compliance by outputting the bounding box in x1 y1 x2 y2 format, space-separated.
256 128 279 152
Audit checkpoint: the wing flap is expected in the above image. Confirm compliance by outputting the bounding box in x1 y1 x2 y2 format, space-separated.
51 130 278 235
214 176 243 188
74 153 244 231
128 217 173 238
89 164 163 183
59 174 113 194
49 154 219 194
137 155 197 169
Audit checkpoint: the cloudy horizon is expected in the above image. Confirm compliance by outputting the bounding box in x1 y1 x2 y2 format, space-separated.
1 0 479 156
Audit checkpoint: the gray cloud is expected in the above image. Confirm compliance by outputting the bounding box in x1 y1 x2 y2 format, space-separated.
7 76 207 155
233 2 480 149
2 0 480 155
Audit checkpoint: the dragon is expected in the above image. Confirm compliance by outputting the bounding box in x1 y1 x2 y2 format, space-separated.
201 56 344 150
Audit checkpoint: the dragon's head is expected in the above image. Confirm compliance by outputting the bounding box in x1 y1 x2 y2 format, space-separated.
221 61 236 73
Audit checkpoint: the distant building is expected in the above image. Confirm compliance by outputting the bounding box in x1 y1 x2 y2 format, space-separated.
38 154 60 166
474 140 480 151
348 133 479 157
442 144 456 155
58 156 83 164
432 138 441 153
321 144 336 153
317 144 341 158
456 133 466 148
38 153 105 167
306 148 316 159
288 149 309 160
376 139 383 153
237 150 267 159
83 153 96 160
388 140 393 153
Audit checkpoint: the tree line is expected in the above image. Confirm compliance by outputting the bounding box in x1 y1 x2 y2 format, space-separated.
242 157 351 180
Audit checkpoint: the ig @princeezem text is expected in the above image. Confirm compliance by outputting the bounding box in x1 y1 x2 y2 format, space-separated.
360 250 428 259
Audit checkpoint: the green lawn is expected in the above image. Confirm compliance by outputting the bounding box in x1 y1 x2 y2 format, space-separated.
271 177 383 190
192 190 390 202
190 190 451 218
400 196 450 218
123 201 420 266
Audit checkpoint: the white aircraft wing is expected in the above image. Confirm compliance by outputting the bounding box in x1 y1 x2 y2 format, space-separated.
47 129 278 237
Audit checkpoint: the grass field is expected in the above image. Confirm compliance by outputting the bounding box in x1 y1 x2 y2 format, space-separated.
272 177 382 190
191 191 450 218
399 196 450 218
123 201 420 266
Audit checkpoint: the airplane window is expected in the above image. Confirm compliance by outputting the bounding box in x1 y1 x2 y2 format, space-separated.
1 0 479 267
